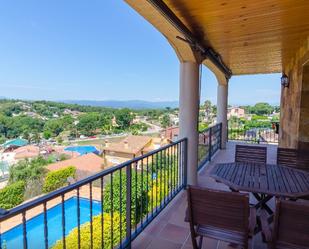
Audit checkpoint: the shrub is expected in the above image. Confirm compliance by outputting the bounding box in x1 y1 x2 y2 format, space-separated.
52 212 125 249
103 171 149 225
0 181 25 209
8 156 51 184
43 166 76 193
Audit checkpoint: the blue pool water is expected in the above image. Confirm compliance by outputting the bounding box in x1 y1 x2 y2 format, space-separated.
1 197 102 249
65 145 100 155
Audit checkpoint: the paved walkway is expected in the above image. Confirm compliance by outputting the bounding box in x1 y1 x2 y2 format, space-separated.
132 141 278 249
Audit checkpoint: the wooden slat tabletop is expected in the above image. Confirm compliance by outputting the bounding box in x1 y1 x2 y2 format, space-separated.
210 162 309 198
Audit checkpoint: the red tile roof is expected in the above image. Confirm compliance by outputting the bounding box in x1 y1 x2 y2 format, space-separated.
163 127 179 140
14 145 40 160
102 135 152 155
47 153 105 173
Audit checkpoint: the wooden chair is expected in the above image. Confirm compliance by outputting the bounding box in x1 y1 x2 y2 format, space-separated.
277 147 309 171
277 148 309 200
235 144 267 164
261 199 309 249
186 185 256 249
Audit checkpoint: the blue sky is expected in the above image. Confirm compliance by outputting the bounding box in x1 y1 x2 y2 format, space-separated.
0 0 281 105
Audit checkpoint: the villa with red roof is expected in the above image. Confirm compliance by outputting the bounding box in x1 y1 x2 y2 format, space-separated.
46 153 106 180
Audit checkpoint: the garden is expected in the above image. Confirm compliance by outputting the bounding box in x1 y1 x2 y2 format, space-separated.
0 156 76 209
52 153 180 249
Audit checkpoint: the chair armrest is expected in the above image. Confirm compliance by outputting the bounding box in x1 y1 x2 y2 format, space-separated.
260 209 272 242
249 207 256 237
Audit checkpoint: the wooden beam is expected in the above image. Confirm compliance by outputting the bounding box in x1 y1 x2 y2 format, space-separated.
147 0 232 79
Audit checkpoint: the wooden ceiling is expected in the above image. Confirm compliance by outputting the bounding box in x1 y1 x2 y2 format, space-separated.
126 0 309 75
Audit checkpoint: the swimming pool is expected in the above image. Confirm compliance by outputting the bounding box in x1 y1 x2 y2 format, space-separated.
1 197 102 249
65 146 100 155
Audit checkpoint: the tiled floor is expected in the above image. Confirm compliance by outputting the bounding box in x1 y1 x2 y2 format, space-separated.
132 141 278 249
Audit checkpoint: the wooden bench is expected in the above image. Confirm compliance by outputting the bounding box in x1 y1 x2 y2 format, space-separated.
235 144 267 164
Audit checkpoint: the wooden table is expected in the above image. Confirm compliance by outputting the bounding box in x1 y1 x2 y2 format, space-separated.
210 162 309 214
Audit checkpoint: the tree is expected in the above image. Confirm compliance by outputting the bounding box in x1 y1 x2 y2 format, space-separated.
161 114 171 128
6 116 44 138
23 131 31 142
43 130 52 140
203 100 212 121
32 132 41 143
0 114 9 137
44 119 64 137
251 103 274 116
9 156 50 184
115 109 134 130
103 171 149 225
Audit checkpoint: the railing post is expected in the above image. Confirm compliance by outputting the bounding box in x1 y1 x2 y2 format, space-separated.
183 139 188 188
125 165 132 249
226 121 229 142
219 123 223 150
209 127 212 161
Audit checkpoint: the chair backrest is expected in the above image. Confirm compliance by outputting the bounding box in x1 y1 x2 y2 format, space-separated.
277 147 309 171
235 144 267 164
187 185 249 233
273 200 309 249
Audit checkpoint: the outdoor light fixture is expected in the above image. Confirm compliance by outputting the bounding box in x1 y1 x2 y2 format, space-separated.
281 73 289 88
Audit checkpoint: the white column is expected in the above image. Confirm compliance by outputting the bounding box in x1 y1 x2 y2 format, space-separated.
179 61 200 185
217 83 228 149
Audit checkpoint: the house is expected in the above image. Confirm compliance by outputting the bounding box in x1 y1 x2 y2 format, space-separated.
1 139 28 152
102 135 169 166
102 135 152 165
169 114 179 126
46 153 106 180
13 145 40 160
227 107 245 119
162 126 179 141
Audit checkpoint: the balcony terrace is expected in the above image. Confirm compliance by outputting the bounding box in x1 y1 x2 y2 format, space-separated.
1 0 309 248
132 141 278 249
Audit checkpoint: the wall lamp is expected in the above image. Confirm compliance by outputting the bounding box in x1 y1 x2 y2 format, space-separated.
281 73 289 88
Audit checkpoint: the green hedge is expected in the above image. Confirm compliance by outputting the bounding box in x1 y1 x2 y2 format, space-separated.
52 212 125 249
103 171 149 225
0 181 25 209
43 166 76 193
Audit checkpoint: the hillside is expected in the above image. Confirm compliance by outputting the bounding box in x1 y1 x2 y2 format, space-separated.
62 99 179 109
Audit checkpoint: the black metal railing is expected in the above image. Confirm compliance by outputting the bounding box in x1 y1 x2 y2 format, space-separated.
198 123 222 170
228 120 279 144
0 138 187 249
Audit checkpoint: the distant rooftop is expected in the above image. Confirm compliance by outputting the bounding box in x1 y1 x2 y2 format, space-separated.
102 135 152 155
47 153 105 177
2 139 28 149
14 145 40 160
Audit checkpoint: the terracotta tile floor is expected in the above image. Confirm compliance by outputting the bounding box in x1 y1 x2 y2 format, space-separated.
132 141 278 249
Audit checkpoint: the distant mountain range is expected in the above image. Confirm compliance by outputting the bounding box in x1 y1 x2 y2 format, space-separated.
61 100 179 109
